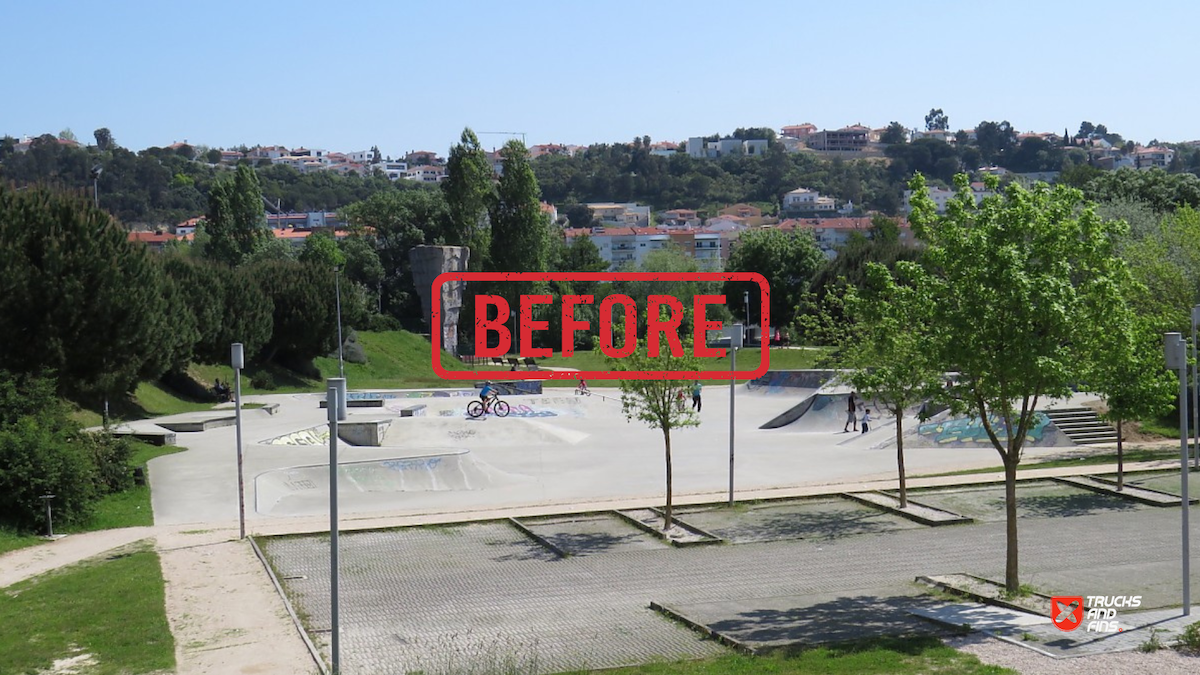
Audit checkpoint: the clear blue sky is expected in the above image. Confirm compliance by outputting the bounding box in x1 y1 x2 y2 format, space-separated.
5 0 1196 156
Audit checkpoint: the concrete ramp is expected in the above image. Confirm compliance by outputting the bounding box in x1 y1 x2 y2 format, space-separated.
254 449 519 515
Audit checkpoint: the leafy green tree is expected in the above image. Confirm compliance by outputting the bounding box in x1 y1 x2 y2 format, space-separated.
93 128 114 152
880 122 908 145
924 108 949 131
723 227 825 329
1116 205 1200 332
299 230 347 269
489 140 551 274
604 331 702 530
339 234 385 311
973 120 1016 165
442 128 495 269
842 265 943 507
340 188 445 319
204 164 269 265
0 184 174 399
1089 314 1175 489
905 172 1131 593
205 148 222 163
218 266 275 362
1083 168 1200 213
253 260 339 364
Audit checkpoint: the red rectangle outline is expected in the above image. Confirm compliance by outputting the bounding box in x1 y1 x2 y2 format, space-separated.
430 271 770 381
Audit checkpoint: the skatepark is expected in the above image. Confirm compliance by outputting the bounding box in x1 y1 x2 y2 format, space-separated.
123 371 1111 527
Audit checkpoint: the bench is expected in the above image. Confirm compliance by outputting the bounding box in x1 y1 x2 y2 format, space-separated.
523 357 540 371
399 404 427 418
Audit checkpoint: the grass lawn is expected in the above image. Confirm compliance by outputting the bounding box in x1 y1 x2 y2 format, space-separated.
67 442 186 533
0 527 42 556
0 543 175 675
596 636 1012 674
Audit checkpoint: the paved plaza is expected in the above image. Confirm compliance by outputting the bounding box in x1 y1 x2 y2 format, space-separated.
262 487 1200 674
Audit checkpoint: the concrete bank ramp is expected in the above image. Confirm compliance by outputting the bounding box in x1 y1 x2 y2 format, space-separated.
255 449 518 515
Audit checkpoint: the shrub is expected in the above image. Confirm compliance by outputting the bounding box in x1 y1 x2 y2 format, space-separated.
82 432 135 494
367 312 402 332
250 371 277 390
0 418 99 531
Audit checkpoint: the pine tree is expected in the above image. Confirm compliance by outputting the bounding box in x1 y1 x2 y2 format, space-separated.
441 128 495 269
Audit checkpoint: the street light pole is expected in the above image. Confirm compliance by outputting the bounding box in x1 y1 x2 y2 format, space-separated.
1164 332 1191 616
728 324 743 507
326 380 343 673
231 343 246 539
335 267 345 380
743 291 751 343
1192 306 1200 469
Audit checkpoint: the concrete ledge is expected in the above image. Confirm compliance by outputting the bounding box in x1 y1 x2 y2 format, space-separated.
319 398 383 408
613 508 723 547
507 517 568 558
843 491 973 526
158 415 237 432
649 601 753 654
259 403 280 415
109 429 177 446
1052 475 1198 506
916 573 1058 617
337 419 391 447
399 404 427 418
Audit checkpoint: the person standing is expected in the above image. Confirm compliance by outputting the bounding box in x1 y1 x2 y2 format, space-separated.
843 392 858 432
691 381 703 412
861 408 872 434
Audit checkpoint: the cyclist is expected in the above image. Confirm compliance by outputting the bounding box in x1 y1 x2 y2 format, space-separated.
575 378 590 396
479 380 498 411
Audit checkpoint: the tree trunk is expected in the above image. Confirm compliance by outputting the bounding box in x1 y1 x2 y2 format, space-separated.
1116 418 1124 491
663 428 673 531
896 411 907 508
1004 455 1020 593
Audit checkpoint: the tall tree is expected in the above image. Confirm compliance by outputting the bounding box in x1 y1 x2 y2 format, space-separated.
0 184 174 399
488 139 550 274
842 264 942 507
442 128 495 269
723 227 825 329
604 329 702 530
1089 314 1175 490
905 172 1131 592
881 122 908 145
203 164 269 266
93 127 115 152
924 108 949 131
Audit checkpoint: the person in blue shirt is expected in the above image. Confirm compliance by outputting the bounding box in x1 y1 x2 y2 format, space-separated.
480 380 495 403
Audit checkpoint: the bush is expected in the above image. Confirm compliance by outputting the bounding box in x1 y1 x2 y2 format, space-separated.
82 432 135 494
0 419 99 531
367 312 402 332
250 371 277 390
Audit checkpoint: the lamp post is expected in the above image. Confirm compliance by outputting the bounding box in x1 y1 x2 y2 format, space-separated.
1164 332 1191 616
728 325 743 506
743 291 751 343
326 379 344 674
1192 305 1200 469
231 343 246 539
335 266 345 380
511 309 518 356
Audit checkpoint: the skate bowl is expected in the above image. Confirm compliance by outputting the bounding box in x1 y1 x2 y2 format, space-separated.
907 410 1069 448
746 370 838 395
254 448 522 515
760 391 885 432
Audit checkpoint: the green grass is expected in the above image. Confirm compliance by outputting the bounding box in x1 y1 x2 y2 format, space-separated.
312 330 471 389
66 442 186 533
0 544 175 675
0 527 42 555
597 636 1013 674
912 445 1183 478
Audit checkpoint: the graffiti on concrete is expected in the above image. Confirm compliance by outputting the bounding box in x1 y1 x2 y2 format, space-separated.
918 412 1050 445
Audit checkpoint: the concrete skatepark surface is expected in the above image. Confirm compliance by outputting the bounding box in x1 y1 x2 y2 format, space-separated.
131 377 1105 526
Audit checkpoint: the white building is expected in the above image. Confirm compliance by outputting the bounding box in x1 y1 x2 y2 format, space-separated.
586 202 651 228
686 137 772 159
782 188 836 215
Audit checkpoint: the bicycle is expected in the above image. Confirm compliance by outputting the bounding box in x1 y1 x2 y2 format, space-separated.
467 394 510 418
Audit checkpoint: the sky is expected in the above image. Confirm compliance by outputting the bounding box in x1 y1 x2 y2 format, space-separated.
4 1 1197 157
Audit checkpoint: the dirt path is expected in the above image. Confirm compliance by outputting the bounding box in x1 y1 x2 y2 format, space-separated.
1 526 319 675
157 529 317 675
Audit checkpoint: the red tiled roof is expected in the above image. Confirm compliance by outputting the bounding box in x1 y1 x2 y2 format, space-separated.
128 231 179 244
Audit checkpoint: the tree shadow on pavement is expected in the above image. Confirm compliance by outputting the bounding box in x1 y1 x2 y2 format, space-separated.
705 594 950 649
542 530 666 556
484 537 560 563
1019 491 1141 519
723 505 910 543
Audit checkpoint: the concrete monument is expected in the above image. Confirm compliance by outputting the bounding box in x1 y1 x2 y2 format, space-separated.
408 245 470 354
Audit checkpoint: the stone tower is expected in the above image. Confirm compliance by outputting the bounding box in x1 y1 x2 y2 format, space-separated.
408 245 470 354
